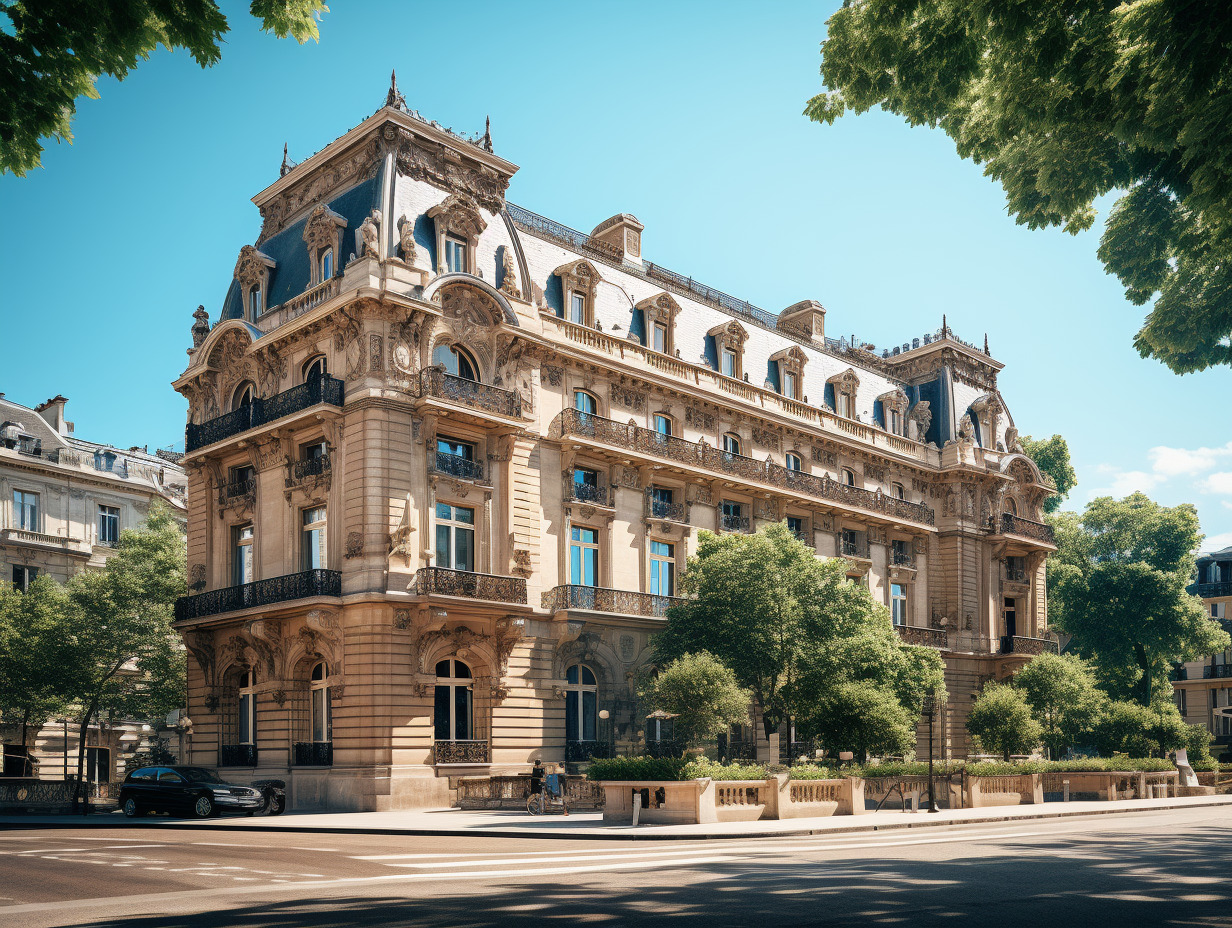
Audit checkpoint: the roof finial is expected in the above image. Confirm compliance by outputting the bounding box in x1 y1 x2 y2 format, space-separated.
984 333 989 355
482 115 493 152
385 69 407 112
279 142 291 177
941 314 948 339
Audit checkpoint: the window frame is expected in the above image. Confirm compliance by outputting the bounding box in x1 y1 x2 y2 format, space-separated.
574 390 598 415
13 489 39 532
434 658 474 742
98 504 120 545
570 525 600 587
232 523 255 586
310 661 331 744
435 502 476 572
300 505 328 572
785 452 802 472
649 539 676 596
652 414 674 437
890 583 908 626
564 664 599 742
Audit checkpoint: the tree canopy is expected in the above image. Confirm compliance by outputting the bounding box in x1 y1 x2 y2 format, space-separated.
1048 493 1228 705
1 0 328 176
967 682 1041 761
810 2 1232 374
656 522 945 746
1019 434 1077 514
1014 652 1105 758
637 652 749 749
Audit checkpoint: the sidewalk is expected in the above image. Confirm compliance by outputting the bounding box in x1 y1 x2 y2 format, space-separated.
4 793 1231 840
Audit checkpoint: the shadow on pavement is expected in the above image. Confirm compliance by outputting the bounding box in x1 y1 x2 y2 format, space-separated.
58 826 1232 927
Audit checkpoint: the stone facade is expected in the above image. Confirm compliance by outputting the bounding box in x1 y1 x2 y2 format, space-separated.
171 87 1057 811
1174 546 1232 759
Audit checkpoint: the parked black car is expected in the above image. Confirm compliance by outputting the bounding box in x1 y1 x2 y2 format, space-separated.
119 766 269 818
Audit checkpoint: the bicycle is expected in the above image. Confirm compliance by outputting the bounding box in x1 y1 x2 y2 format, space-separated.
526 788 569 815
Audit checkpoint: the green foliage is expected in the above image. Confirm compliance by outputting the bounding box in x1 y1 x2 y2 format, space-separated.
124 735 178 773
965 757 1175 775
967 682 1041 761
1 0 328 175
0 576 78 741
808 683 915 763
1185 724 1216 771
1014 653 1106 758
1048 493 1228 704
637 652 749 748
680 758 768 781
1019 435 1077 513
1092 700 1189 758
809 2 1232 374
584 756 768 782
657 522 944 741
786 764 839 780
849 760 965 778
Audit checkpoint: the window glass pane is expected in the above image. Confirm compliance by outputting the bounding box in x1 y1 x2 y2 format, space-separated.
434 685 450 740
654 415 671 436
455 684 471 740
653 324 667 353
454 527 474 571
566 690 578 740
722 350 736 377
570 292 585 323
574 468 597 487
574 391 596 414
583 690 597 740
435 524 450 566
239 694 252 744
436 502 451 520
454 506 474 526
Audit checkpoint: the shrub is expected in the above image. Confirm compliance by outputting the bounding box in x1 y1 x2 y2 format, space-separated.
682 757 768 781
1184 724 1215 770
637 652 750 748
967 683 1041 760
787 764 839 780
584 756 768 782
809 683 915 763
850 761 966 778
1092 701 1188 757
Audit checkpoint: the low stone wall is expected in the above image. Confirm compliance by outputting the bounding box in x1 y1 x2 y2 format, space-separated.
456 774 604 811
600 776 865 825
966 774 1043 807
601 779 714 825
1041 770 1179 802
772 775 864 818
0 778 114 814
864 775 957 811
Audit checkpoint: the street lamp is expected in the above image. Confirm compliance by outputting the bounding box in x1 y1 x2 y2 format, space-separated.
921 695 940 813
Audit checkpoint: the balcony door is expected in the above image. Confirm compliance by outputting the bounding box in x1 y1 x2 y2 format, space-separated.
565 664 598 743
434 659 473 741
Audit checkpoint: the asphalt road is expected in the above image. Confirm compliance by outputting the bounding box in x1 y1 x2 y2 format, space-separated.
2 806 1230 927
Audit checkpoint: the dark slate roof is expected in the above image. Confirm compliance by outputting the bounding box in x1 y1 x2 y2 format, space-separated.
221 175 382 323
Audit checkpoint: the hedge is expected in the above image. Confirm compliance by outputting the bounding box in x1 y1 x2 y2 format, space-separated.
584 756 768 782
786 764 839 780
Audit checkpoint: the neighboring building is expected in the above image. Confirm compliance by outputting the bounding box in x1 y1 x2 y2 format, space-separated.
1175 546 1232 760
171 79 1057 811
0 392 188 781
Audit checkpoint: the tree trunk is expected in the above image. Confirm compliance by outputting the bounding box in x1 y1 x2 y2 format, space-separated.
72 697 100 814
1132 642 1152 706
20 708 30 776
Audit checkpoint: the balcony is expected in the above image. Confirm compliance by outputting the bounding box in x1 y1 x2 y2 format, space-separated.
419 367 522 419
842 537 870 559
1171 666 1189 682
542 584 683 618
567 481 612 506
896 624 948 649
720 513 751 533
185 373 344 453
219 744 257 767
0 527 91 556
174 569 342 621
991 513 1055 546
434 739 490 764
286 453 330 489
293 742 333 766
433 450 485 482
1000 635 1060 656
555 408 935 527
891 550 916 568
217 476 256 505
1190 580 1232 599
1005 567 1027 583
414 567 527 604
647 493 687 522
565 740 614 764
1203 664 1232 679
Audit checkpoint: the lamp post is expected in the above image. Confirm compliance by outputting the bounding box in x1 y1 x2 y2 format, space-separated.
921 695 939 813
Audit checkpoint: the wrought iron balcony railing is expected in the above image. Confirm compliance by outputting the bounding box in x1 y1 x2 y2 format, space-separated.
434 450 485 481
419 367 522 418
567 481 611 506
891 550 915 568
542 584 683 618
993 513 1056 545
1204 664 1232 679
720 513 751 533
186 374 344 452
219 744 257 767
288 453 330 483
1000 635 1060 656
1190 580 1232 599
565 740 614 764
434 739 489 764
218 476 256 504
896 625 948 649
174 569 342 621
293 742 333 766
555 408 935 526
414 567 528 604
647 494 687 522
842 538 870 559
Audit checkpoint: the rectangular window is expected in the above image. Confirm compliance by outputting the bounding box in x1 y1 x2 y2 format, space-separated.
437 436 474 459
570 291 586 325
721 348 737 378
783 370 798 399
570 526 599 587
248 288 261 319
301 506 327 571
653 415 672 437
232 524 254 586
98 505 120 545
13 490 38 531
787 516 806 541
891 538 911 565
445 235 468 273
837 393 853 419
1004 597 1018 638
889 409 902 435
891 583 908 626
435 503 475 572
11 565 37 591
302 440 326 461
653 322 668 354
650 540 675 596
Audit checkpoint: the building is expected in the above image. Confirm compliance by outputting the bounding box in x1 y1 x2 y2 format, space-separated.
171 78 1057 811
0 392 188 780
1175 546 1232 759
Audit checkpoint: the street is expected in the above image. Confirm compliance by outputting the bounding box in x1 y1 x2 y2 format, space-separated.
1 806 1230 927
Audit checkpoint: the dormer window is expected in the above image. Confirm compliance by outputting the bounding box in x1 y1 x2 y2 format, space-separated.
653 321 669 353
770 346 807 401
302 205 346 287
445 235 468 274
710 321 748 380
878 388 910 437
828 368 860 420
248 287 262 320
721 348 737 378
636 292 682 356
837 393 854 418
783 371 799 399
234 245 275 322
428 194 486 276
320 249 334 281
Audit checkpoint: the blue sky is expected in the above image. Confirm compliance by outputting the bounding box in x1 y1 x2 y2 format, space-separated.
2 1 1228 549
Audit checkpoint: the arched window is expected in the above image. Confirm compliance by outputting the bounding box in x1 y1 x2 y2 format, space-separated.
841 468 856 487
785 452 802 472
238 670 256 747
303 355 326 382
722 433 741 456
434 658 473 742
320 248 334 282
310 662 331 744
432 343 478 381
248 287 262 321
574 390 598 415
232 382 254 412
1006 498 1018 517
565 664 598 743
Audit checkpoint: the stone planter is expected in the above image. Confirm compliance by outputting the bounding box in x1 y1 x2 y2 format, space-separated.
1040 770 1179 801
771 774 864 818
599 776 864 824
965 773 1043 807
600 779 717 825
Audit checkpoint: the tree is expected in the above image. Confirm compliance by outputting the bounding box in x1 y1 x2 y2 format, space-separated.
967 683 1041 761
656 522 943 739
0 577 79 771
1019 435 1077 514
62 500 186 805
809 2 1232 374
809 683 915 763
1049 493 1229 705
1014 653 1106 758
1 0 328 176
1092 700 1188 758
637 652 749 749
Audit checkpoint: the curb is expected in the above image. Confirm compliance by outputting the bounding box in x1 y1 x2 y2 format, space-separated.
3 796 1231 841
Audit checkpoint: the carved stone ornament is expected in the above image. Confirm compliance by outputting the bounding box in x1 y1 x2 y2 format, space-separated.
957 413 976 444
511 548 532 579
499 246 522 300
397 214 418 263
543 365 564 386
189 563 207 592
388 493 416 567
258 135 381 242
359 209 382 259
395 129 510 213
234 245 275 289
345 531 364 559
812 446 837 467
393 609 412 630
609 382 646 412
752 426 781 451
685 405 715 432
427 194 487 274
908 400 933 442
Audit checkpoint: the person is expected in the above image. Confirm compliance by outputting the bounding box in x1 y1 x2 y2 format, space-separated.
545 764 569 816
528 758 545 812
